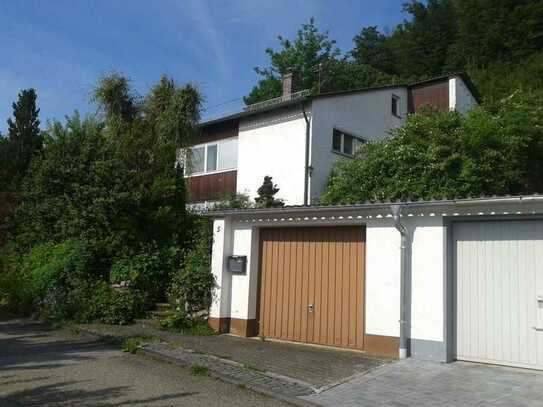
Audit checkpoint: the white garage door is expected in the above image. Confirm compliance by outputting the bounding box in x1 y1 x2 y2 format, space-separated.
454 220 543 370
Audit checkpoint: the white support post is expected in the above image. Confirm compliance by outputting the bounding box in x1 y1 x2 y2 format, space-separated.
209 218 232 328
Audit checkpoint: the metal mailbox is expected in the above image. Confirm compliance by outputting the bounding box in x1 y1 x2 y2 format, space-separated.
227 255 247 274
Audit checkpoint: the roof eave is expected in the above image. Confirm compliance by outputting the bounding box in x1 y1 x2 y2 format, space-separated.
206 195 543 218
198 96 312 128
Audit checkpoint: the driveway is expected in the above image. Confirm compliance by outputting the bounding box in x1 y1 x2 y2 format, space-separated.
302 359 543 406
78 320 385 390
0 316 288 406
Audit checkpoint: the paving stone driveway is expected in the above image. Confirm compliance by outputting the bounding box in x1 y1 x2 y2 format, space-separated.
302 359 543 406
79 320 384 390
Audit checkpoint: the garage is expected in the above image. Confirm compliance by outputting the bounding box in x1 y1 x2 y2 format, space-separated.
454 220 543 370
257 226 365 350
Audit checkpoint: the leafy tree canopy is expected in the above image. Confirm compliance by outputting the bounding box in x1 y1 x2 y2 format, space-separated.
244 18 342 104
14 73 203 261
0 89 42 191
247 1 543 105
5 73 205 321
321 90 543 204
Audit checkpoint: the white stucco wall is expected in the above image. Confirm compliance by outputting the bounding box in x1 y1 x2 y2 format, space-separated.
365 216 445 341
449 77 478 115
409 217 445 342
309 88 407 202
237 106 309 206
209 221 260 321
229 225 260 320
210 199 543 362
364 220 401 337
209 218 232 319
212 213 445 343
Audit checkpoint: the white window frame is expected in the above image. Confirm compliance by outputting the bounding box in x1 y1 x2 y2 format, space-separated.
391 94 401 118
332 128 366 158
185 137 238 177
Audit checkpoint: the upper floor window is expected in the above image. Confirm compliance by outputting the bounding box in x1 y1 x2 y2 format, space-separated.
186 138 238 176
332 129 365 157
391 94 400 117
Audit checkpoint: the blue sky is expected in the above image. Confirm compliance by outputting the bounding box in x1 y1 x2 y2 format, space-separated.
0 0 407 132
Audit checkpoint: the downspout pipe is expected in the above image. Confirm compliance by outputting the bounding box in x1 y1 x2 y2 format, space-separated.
301 102 311 206
391 204 408 360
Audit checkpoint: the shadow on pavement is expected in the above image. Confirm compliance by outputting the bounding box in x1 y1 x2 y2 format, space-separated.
0 379 196 406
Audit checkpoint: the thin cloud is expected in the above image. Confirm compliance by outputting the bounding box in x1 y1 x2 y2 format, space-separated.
182 1 230 89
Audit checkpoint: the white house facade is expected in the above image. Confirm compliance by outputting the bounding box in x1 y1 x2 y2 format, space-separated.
185 73 479 207
207 195 543 371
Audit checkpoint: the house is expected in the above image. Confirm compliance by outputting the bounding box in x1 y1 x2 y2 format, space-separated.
207 195 543 370
184 73 479 206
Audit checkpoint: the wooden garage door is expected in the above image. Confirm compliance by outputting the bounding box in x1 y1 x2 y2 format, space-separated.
258 226 365 350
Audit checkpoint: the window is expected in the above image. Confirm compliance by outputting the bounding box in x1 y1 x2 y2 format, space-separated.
391 95 400 117
186 138 238 176
190 146 205 174
206 144 218 172
332 129 364 157
343 134 354 155
218 138 238 170
332 131 342 152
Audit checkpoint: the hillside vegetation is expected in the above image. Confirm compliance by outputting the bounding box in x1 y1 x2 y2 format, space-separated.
245 1 543 109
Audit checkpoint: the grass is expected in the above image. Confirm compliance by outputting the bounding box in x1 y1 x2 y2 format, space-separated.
243 363 263 372
190 363 210 376
167 340 184 349
160 317 216 336
122 338 142 354
186 322 215 336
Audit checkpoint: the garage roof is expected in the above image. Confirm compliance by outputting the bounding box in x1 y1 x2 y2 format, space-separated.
207 195 543 217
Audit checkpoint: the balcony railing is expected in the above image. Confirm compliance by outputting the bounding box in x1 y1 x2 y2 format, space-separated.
244 89 311 113
201 89 312 123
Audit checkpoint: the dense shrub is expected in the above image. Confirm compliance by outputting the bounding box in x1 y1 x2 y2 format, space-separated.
160 308 214 336
321 90 543 204
1 74 203 324
1 239 145 324
0 247 33 314
213 193 253 210
17 240 104 322
168 219 215 315
101 289 143 325
110 245 184 306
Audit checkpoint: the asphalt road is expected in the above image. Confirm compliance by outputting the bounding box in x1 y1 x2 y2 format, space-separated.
0 315 289 406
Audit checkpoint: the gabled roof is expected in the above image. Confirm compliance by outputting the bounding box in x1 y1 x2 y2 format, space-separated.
200 72 479 128
408 72 481 102
315 72 480 102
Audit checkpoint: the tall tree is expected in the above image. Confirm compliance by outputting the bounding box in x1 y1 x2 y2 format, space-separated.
4 89 42 189
448 0 543 68
92 73 202 245
350 26 397 75
388 0 459 79
244 18 341 105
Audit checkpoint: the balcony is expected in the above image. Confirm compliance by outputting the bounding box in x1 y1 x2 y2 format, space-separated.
186 170 237 202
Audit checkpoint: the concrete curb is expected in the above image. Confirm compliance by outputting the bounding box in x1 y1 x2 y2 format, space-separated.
76 326 318 407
